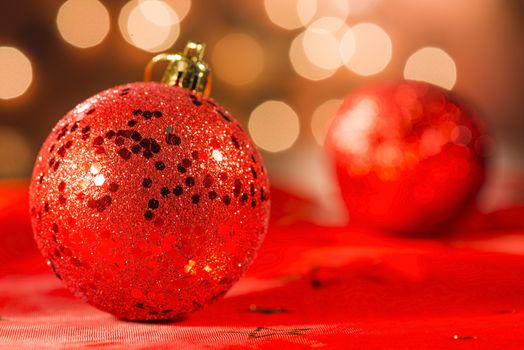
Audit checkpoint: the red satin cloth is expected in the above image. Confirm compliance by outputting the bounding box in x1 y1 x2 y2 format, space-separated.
1 181 524 348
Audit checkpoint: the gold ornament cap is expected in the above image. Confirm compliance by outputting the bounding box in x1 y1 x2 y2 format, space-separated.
144 41 212 97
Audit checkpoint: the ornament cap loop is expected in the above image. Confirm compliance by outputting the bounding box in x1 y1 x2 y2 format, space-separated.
144 41 212 97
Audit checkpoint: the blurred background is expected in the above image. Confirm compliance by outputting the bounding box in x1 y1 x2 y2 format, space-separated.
1 0 524 223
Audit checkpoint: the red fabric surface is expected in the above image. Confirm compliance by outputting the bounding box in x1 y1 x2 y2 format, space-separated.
1 181 524 348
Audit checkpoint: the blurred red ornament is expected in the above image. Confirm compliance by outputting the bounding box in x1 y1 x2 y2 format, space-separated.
326 81 486 235
29 42 270 320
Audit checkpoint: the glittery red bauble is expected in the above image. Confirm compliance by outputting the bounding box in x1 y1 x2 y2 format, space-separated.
29 82 270 320
326 81 486 235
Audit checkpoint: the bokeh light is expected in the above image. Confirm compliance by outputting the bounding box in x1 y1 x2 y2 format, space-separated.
339 26 356 66
289 32 336 80
0 127 32 177
56 0 110 49
119 0 180 52
248 101 300 153
346 0 381 16
303 17 348 70
345 23 392 76
212 33 264 86
311 99 342 145
264 0 316 30
310 0 349 22
0 47 32 100
138 0 177 26
403 47 457 90
162 0 191 22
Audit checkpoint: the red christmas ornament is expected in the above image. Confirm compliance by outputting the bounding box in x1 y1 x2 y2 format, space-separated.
326 81 486 235
29 42 270 320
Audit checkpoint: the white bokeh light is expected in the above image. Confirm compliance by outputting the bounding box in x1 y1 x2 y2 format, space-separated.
0 47 32 100
303 17 348 70
119 0 180 52
339 28 356 65
163 0 191 21
289 32 336 80
345 23 392 76
264 0 316 30
403 47 457 90
248 101 300 153
56 0 110 49
309 0 349 23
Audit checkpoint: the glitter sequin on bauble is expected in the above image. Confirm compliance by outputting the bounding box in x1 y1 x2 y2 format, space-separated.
325 81 486 235
29 82 270 320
